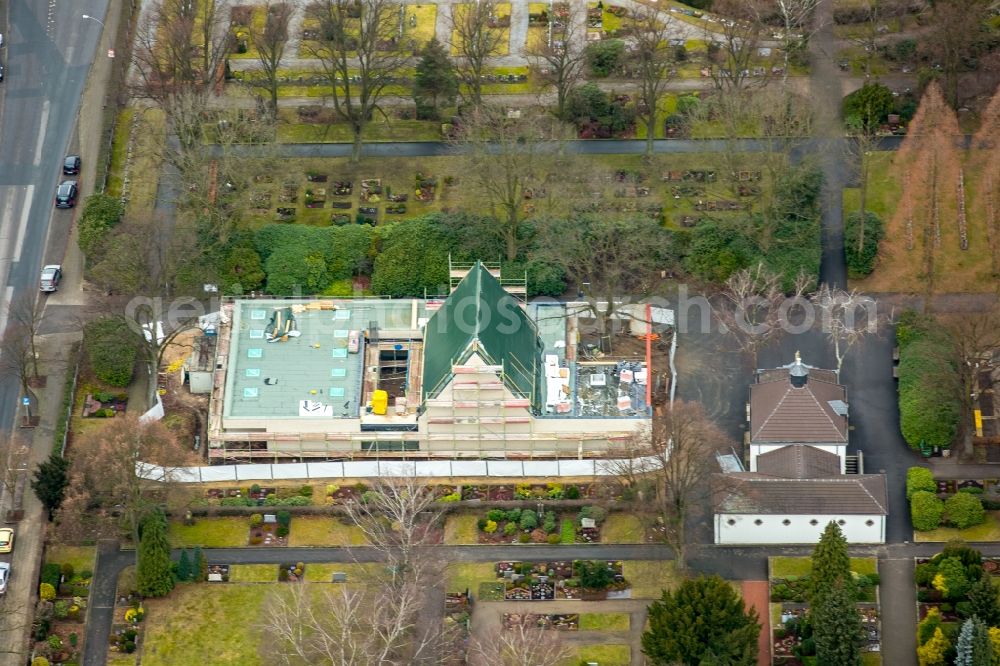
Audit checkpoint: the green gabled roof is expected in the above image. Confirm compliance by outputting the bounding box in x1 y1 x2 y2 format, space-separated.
423 263 542 407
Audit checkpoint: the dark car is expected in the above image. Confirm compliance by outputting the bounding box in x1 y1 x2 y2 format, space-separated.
0 63 4 82
40 265 62 292
63 155 81 175
55 180 77 208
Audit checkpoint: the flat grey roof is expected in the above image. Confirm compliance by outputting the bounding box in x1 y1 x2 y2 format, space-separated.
224 299 424 419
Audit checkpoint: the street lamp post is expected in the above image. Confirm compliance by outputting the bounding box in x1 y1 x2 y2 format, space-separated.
81 14 105 26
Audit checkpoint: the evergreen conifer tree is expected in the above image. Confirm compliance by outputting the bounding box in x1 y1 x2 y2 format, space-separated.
412 37 458 119
136 510 175 597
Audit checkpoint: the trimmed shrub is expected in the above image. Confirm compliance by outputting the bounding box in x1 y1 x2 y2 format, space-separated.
585 39 625 77
41 563 62 589
83 317 140 387
906 467 936 500
844 211 884 278
483 520 498 534
77 193 124 258
487 509 506 522
39 583 56 600
911 491 945 531
519 509 538 531
503 522 518 536
945 492 985 529
564 485 581 500
898 336 960 450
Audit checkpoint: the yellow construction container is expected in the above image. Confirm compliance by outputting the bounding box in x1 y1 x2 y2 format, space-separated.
372 390 389 415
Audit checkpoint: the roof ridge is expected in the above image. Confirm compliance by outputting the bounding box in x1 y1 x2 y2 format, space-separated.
857 476 887 513
753 385 792 439
801 382 845 442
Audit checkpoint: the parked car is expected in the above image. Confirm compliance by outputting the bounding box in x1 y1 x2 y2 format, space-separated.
54 180 77 208
39 265 61 292
0 528 13 554
0 63 5 82
63 155 81 175
0 563 9 594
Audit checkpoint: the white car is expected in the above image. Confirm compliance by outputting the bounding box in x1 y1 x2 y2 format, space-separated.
0 562 10 594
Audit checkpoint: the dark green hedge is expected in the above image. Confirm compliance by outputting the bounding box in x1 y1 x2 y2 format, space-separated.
897 318 960 450
84 318 140 388
844 211 884 278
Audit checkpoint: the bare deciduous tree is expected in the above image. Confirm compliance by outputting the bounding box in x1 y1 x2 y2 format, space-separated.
630 8 677 158
453 106 568 261
936 309 1000 458
845 0 904 80
602 402 729 570
304 0 408 162
528 3 585 119
259 476 453 665
57 415 196 548
538 214 674 350
249 1 293 118
339 475 441 580
196 0 234 86
771 0 821 84
469 617 572 666
811 284 881 377
6 292 45 381
450 0 506 107
717 262 805 368
704 0 766 96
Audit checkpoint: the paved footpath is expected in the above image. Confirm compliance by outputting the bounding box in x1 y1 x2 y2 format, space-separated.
84 540 982 665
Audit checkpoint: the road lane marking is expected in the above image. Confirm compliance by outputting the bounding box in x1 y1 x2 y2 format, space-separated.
12 185 33 264
0 286 15 347
33 101 51 167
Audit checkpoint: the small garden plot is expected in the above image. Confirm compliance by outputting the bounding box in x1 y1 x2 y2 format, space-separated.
169 516 248 548
450 3 512 56
229 5 267 60
476 505 607 544
81 390 128 418
304 187 326 208
504 613 579 630
36 559 92 664
249 510 291 546
203 483 313 507
493 560 628 601
571 643 632 666
770 556 879 603
279 562 307 582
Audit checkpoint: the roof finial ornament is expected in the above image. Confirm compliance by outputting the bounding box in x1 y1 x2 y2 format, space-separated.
789 351 808 387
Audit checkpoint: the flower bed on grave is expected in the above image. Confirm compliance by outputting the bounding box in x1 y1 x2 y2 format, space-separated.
249 511 291 546
107 600 144 662
503 613 579 630
476 505 606 544
279 562 306 582
204 484 312 507
82 390 128 418
304 187 326 208
491 560 627 601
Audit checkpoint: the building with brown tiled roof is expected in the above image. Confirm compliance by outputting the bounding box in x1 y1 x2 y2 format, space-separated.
712 354 888 545
749 352 849 473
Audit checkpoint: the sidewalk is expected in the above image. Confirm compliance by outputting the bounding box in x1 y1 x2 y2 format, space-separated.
0 332 82 666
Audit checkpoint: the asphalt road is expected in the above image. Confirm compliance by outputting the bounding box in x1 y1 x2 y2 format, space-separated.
0 0 108 659
214 135 905 160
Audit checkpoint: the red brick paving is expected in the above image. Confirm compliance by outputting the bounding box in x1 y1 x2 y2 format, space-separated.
741 580 771 666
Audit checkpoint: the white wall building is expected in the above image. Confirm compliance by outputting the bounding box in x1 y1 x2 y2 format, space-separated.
713 354 888 545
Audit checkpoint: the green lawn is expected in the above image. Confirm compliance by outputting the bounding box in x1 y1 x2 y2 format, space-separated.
444 513 479 545
446 562 495 594
564 643 631 666
105 108 135 198
45 545 96 573
228 564 278 583
579 612 630 631
302 562 381 583
914 512 1000 542
771 557 878 578
287 516 368 546
169 517 247 548
623 560 678 599
141 585 269 665
601 513 645 543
